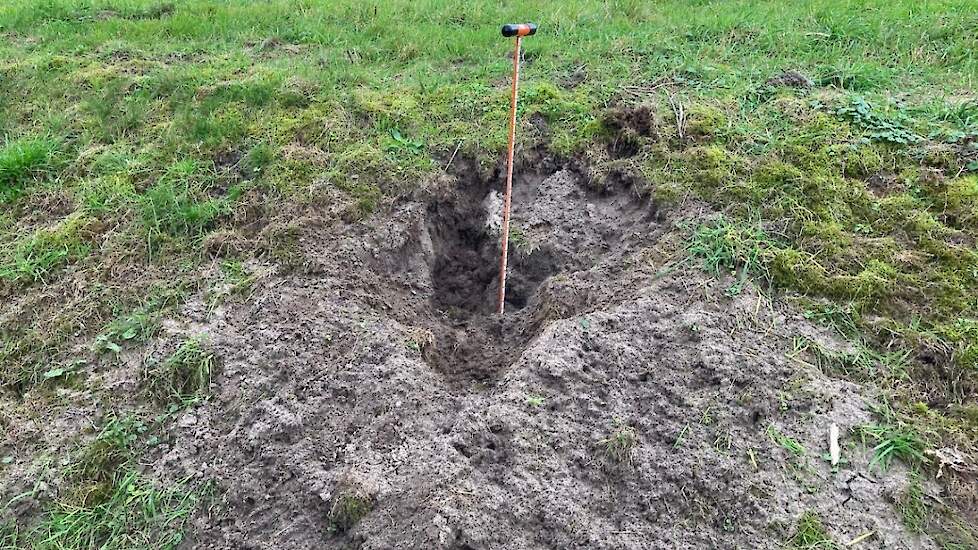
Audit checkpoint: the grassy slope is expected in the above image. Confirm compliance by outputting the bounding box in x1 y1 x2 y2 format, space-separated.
0 0 976 546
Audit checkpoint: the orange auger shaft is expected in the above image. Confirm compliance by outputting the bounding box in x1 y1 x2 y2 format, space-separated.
497 23 536 315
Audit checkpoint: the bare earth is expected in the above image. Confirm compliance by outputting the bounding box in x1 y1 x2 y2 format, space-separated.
2 165 935 549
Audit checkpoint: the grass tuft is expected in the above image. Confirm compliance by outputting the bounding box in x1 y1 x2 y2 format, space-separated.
142 338 215 406
687 216 776 295
789 511 840 550
803 338 912 382
598 421 638 464
0 136 58 201
858 423 927 469
327 491 373 534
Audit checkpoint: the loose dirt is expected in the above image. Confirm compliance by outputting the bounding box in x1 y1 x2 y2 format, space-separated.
2 162 938 549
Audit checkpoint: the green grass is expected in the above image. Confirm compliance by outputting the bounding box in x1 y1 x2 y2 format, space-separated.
92 281 186 355
0 213 92 283
27 470 201 550
687 215 777 295
327 491 373 534
900 470 928 533
796 337 912 383
1 521 21 548
71 413 145 484
139 159 230 254
3 412 206 549
0 136 58 202
766 424 806 457
142 337 215 406
789 512 840 550
858 423 928 470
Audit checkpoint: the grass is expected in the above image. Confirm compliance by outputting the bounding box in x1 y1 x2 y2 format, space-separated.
900 470 928 533
70 413 145 490
141 338 215 406
794 337 912 383
526 394 546 407
598 421 638 464
204 259 260 310
686 215 776 295
139 159 230 255
858 423 928 470
27 470 201 550
93 310 158 354
3 412 206 548
789 512 840 550
92 287 183 354
327 491 372 534
0 136 58 202
766 424 806 457
0 213 92 283
508 225 538 255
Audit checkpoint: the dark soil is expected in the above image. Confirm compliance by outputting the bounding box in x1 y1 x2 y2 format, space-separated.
602 105 658 159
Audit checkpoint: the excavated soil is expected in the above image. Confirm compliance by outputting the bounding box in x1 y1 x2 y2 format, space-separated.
1 163 940 549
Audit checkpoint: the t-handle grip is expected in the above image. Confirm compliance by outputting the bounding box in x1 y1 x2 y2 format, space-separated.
501 23 537 37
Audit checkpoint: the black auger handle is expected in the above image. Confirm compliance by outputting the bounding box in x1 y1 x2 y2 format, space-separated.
501 23 537 37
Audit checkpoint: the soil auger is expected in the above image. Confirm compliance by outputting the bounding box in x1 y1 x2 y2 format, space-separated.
497 22 537 315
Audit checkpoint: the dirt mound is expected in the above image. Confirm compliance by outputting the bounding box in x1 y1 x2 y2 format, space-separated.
134 167 932 549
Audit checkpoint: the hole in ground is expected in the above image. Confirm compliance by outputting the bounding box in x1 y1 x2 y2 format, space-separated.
379 157 659 383
421 176 559 382
426 184 557 320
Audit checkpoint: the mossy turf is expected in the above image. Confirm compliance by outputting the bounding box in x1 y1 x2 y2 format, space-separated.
1 0 977 547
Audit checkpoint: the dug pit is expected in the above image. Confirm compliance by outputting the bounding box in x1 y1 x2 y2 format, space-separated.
407 166 659 383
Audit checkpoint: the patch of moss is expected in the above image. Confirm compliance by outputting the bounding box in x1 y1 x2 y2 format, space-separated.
353 86 420 130
686 103 729 140
685 145 741 194
942 175 977 228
